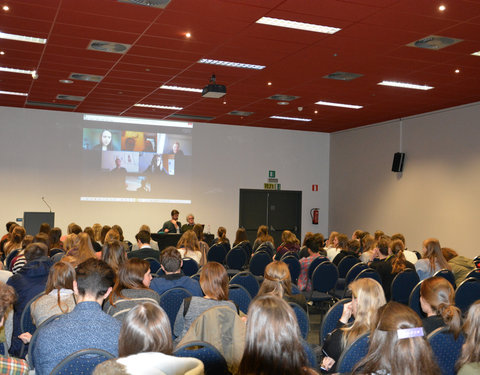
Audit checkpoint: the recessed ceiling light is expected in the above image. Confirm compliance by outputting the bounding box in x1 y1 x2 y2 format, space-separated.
0 51 5 55
83 114 193 129
267 82 272 86
185 32 191 38
134 104 183 110
160 84 202 93
2 5 9 11
270 115 311 122
314 110 318 114
471 51 480 57
0 90 27 96
277 101 289 105
378 80 434 90
439 5 446 11
455 69 460 73
0 31 47 44
59 79 73 84
256 16 341 34
315 100 363 109
198 58 265 70
0 66 36 75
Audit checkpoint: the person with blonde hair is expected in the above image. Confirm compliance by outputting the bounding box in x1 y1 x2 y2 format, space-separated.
176 230 202 264
4 226 25 256
420 276 462 336
238 294 318 375
456 301 480 374
353 302 440 375
63 233 79 255
415 238 451 280
192 224 208 266
275 230 300 260
92 223 102 243
64 232 96 267
321 278 386 373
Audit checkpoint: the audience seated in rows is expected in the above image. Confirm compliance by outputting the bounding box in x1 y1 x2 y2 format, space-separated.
176 230 203 264
275 230 301 260
193 224 209 266
333 238 360 266
415 238 451 281
298 234 326 291
212 226 231 252
127 230 158 260
234 228 254 258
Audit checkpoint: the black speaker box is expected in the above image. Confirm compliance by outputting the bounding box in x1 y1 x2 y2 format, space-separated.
392 152 405 172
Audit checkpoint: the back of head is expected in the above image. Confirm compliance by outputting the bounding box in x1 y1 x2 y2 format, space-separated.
160 246 181 273
200 261 228 300
11 226 26 245
391 239 407 274
391 233 406 246
135 230 151 245
193 224 204 241
376 237 390 257
102 239 126 273
347 239 360 254
302 232 314 247
282 230 299 245
239 294 306 375
139 224 151 234
105 228 120 243
92 223 102 241
354 302 439 375
45 261 75 293
176 230 199 252
256 225 268 239
0 282 16 317
39 222 51 235
259 261 292 297
5 221 16 233
441 247 458 262
362 235 375 252
305 234 323 253
100 225 112 244
22 235 34 249
70 224 82 235
337 234 349 250
48 227 62 248
117 258 149 290
25 242 48 262
217 226 227 242
457 301 480 370
77 232 96 261
75 258 115 298
374 230 385 241
119 302 172 357
235 227 248 245
112 225 124 241
423 238 450 271
64 233 78 252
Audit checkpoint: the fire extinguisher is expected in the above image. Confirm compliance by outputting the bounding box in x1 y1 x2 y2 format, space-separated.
310 208 319 225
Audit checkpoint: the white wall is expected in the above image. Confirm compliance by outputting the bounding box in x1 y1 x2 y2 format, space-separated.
0 106 330 243
329 102 480 258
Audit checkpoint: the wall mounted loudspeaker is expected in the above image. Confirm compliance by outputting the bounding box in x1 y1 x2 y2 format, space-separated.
392 152 405 172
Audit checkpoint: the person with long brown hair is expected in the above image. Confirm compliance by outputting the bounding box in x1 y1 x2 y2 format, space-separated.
353 302 440 375
102 239 127 274
213 226 231 251
48 227 63 252
275 230 300 260
103 258 160 321
442 247 475 286
234 227 253 258
415 238 451 280
420 276 462 336
4 226 26 257
238 294 318 375
252 225 274 252
456 300 480 374
321 278 386 373
192 224 208 266
63 232 96 267
176 230 202 264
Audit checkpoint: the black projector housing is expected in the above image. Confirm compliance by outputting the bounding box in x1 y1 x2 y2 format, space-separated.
202 84 227 98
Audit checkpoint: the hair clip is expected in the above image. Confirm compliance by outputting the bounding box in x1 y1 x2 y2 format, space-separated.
397 327 424 339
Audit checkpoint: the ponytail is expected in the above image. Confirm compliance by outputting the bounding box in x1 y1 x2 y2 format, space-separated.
438 303 462 339
390 240 407 274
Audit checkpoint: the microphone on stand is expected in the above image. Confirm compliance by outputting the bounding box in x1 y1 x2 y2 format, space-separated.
42 196 52 212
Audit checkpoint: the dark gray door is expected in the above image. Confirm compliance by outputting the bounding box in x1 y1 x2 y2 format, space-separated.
239 189 302 248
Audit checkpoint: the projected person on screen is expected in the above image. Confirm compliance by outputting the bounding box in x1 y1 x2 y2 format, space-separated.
159 210 181 233
169 142 184 157
111 157 127 174
144 154 168 175
93 129 114 151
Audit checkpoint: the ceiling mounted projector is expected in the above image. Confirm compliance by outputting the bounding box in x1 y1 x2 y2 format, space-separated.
202 74 226 98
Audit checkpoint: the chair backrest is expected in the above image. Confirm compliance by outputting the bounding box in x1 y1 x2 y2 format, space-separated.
282 256 301 284
337 255 360 278
51 252 65 263
307 256 328 280
228 284 252 314
455 277 480 314
20 291 45 338
225 246 247 270
289 302 309 339
343 263 369 294
312 261 338 293
465 268 480 280
159 287 193 336
29 314 61 368
174 340 229 375
182 257 199 276
302 340 318 369
355 268 381 284
408 280 424 318
281 251 299 260
190 272 201 282
291 283 300 295
229 271 259 298
391 268 420 305
6 248 20 270
255 242 274 258
207 244 228 264
319 298 352 345
249 251 272 276
428 327 465 375
144 257 161 274
336 332 369 373
50 348 115 375
434 269 456 289
49 248 65 258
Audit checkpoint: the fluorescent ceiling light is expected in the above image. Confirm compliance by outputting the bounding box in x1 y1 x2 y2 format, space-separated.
378 80 434 90
0 90 28 96
471 51 480 56
270 115 312 122
256 16 341 34
160 85 202 93
134 104 183 110
0 66 36 75
83 114 193 129
0 31 47 44
198 58 265 70
80 196 192 204
315 100 363 109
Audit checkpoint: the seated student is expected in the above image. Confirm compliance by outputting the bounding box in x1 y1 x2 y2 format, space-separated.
415 238 451 281
298 232 314 259
456 301 480 375
213 226 231 252
159 209 181 234
233 228 254 258
0 282 29 374
332 238 360 266
33 258 121 375
176 231 203 264
325 231 341 261
130 225 159 251
352 302 440 375
359 234 375 263
93 302 203 375
193 224 208 266
368 236 389 268
127 230 159 260
62 232 96 268
103 258 160 321
252 225 274 256
298 234 327 291
150 247 202 296
391 232 418 264
275 230 300 260
102 238 127 274
420 276 462 336
442 247 475 286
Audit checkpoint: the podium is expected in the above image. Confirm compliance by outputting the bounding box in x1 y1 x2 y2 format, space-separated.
23 212 55 236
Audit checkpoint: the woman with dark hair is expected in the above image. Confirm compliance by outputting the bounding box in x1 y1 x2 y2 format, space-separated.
275 230 300 260
176 230 202 264
4 226 26 257
84 226 102 253
456 301 480 374
192 224 208 266
48 227 63 252
93 129 114 151
258 261 307 311
173 261 237 343
103 258 160 321
94 303 203 375
233 228 253 258
415 238 451 280
38 222 51 235
100 225 112 245
420 276 462 336
144 154 168 174
238 294 318 375
213 226 231 251
102 239 127 274
353 302 440 375
252 225 274 252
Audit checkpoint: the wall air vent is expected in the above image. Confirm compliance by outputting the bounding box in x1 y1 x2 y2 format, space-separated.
69 73 103 82
407 35 463 50
87 40 131 54
26 101 76 109
117 0 171 8
323 71 363 81
56 94 85 101
268 94 299 101
168 114 215 121
229 111 253 116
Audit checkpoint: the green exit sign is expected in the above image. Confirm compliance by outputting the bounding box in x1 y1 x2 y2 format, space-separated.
268 170 276 178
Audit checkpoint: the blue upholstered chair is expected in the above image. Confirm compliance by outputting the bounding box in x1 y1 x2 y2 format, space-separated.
434 269 456 289
336 332 369 373
455 277 480 314
289 302 309 339
391 268 420 304
182 257 199 276
249 251 271 277
229 271 259 298
319 298 352 345
50 348 114 375
207 244 228 264
159 287 192 338
428 327 465 375
228 284 252 314
174 341 229 375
